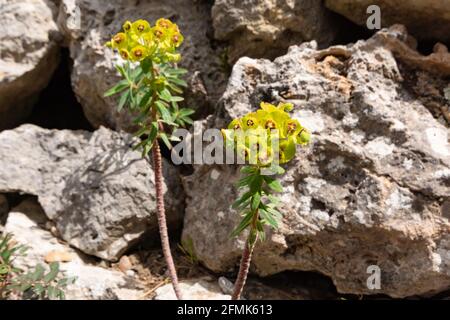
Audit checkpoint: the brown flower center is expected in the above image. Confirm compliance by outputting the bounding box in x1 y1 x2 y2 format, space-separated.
134 49 143 57
138 24 145 32
159 21 169 28
154 30 163 38
287 122 297 134
265 120 276 130
113 35 123 43
246 119 255 127
233 124 241 130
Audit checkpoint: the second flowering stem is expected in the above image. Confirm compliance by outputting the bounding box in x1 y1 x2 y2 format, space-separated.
230 166 284 300
231 210 259 300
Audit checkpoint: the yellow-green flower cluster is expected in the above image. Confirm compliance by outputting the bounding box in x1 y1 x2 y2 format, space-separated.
106 18 184 63
223 102 310 165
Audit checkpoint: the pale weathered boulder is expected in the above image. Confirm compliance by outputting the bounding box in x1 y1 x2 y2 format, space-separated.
0 124 185 261
212 0 338 63
182 26 450 298
57 0 227 130
325 0 450 42
4 199 145 300
0 0 60 130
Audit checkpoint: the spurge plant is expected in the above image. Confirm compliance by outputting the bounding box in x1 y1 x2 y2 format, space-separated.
105 18 194 300
222 102 310 300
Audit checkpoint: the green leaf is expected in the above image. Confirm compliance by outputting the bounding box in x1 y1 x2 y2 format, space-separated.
179 108 195 117
155 101 172 122
134 125 151 138
138 89 153 108
230 211 253 238
159 89 172 102
251 192 261 211
31 264 45 281
159 119 179 127
171 101 179 111
115 64 127 80
18 246 28 255
148 122 159 143
159 132 172 150
248 228 258 245
2 250 11 262
249 176 263 193
0 235 9 250
259 208 279 229
182 117 194 125
240 166 256 175
43 262 60 284
142 144 151 158
140 58 152 73
170 96 184 102
168 83 184 94
123 62 133 81
57 278 68 287
33 284 45 296
20 283 32 293
168 77 187 87
118 91 130 112
234 199 251 211
237 174 255 189
267 194 281 206
128 87 137 108
56 289 66 300
232 191 253 210
104 79 129 97
0 265 9 274
265 205 282 218
270 165 285 175
256 221 266 241
47 286 56 299
264 176 283 192
167 67 188 75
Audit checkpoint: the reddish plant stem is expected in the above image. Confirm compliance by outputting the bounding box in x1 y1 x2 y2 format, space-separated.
231 211 259 300
152 140 183 300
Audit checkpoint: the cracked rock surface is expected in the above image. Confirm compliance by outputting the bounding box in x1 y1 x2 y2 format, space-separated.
326 0 450 43
0 0 60 130
0 124 184 261
182 26 450 298
212 0 338 63
4 198 144 300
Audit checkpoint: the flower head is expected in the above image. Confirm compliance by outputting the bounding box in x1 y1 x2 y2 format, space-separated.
111 32 127 49
131 45 148 62
106 18 183 63
224 102 310 165
123 21 132 33
132 19 151 34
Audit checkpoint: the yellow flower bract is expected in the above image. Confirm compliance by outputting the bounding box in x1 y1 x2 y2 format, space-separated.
223 102 310 165
106 18 184 63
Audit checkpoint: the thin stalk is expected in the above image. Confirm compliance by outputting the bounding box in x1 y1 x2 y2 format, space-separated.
151 140 183 300
231 210 259 300
149 63 182 300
